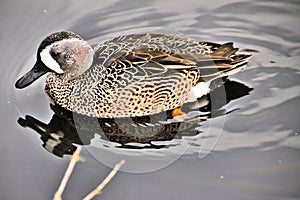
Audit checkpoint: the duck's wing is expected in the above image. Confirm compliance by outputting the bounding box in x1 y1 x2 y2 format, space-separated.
86 40 251 93
115 48 197 78
114 44 249 84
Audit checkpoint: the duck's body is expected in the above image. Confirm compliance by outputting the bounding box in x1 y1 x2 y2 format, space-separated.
16 31 251 118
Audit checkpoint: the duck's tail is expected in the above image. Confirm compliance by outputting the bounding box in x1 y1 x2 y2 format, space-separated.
196 42 252 82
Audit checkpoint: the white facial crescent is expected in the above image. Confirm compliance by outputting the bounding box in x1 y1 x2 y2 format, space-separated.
40 43 64 74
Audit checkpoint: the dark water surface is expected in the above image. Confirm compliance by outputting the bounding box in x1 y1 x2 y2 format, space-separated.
1 0 300 199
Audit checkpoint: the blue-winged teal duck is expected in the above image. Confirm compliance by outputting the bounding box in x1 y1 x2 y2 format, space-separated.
16 31 251 118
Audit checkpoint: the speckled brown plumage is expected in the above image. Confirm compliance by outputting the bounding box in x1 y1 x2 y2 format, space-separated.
45 33 251 118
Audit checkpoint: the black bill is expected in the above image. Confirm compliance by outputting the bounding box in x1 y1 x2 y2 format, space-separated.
15 61 49 89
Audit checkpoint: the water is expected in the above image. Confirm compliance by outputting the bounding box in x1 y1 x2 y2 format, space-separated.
1 0 300 199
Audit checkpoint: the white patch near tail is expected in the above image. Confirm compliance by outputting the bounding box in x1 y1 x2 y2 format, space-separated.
187 82 210 102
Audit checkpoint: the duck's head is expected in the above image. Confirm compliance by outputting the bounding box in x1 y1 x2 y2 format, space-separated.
15 31 94 89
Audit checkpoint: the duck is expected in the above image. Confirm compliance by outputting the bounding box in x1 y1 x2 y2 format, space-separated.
15 31 252 118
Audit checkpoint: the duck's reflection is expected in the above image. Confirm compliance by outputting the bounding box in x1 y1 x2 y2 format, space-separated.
18 80 252 157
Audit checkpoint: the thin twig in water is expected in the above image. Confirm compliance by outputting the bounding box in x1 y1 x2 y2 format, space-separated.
53 146 83 200
83 160 126 200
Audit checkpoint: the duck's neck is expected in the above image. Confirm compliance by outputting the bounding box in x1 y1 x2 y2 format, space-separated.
78 45 94 75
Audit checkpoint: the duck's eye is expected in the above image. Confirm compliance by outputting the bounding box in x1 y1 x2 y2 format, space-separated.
50 51 61 57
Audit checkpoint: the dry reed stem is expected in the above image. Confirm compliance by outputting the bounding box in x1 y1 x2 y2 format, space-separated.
53 146 83 200
83 160 126 200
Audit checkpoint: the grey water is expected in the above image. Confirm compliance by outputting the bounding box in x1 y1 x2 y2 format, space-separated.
1 0 300 199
